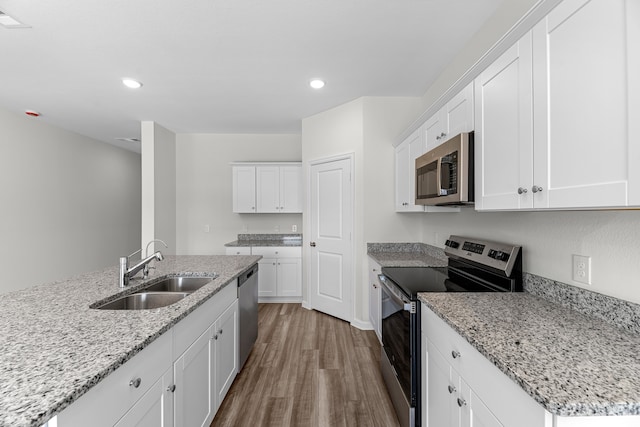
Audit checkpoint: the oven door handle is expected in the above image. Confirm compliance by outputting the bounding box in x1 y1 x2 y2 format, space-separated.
378 275 410 308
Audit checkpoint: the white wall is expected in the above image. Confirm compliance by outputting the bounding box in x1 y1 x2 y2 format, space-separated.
302 97 423 324
175 133 302 255
0 107 141 293
141 121 177 255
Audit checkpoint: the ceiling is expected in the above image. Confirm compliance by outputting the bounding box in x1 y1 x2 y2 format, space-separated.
0 0 504 153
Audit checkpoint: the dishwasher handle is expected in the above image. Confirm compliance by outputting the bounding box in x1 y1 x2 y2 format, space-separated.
238 264 259 287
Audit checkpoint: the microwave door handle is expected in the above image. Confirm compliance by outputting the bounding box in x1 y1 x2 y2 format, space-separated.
436 157 442 196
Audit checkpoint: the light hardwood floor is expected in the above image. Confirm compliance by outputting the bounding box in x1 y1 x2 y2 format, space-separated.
211 303 400 427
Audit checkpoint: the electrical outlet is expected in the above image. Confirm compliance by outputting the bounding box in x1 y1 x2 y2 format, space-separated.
292 225 297 232
204 224 210 233
572 254 591 285
274 225 280 232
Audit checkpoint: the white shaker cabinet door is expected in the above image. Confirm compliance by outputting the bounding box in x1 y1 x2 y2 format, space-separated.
277 257 302 297
532 0 640 208
256 166 280 213
232 166 256 213
174 327 214 427
426 339 460 427
474 32 534 211
446 82 474 138
257 258 278 297
395 128 426 212
214 300 238 412
280 165 303 213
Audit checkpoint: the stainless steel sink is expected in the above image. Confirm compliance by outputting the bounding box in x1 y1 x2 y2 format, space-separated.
143 276 213 293
96 292 189 310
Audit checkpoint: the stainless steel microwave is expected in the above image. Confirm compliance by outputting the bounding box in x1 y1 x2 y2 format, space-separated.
415 132 474 206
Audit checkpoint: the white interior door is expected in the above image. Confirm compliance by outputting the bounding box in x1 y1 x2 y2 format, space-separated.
309 156 353 322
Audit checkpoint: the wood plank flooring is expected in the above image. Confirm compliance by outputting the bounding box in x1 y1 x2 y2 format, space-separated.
211 303 400 427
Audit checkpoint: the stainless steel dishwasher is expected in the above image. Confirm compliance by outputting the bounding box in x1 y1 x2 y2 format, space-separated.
237 263 258 371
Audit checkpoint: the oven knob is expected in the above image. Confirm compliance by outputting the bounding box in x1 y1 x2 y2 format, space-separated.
497 252 510 262
445 239 459 249
488 249 497 259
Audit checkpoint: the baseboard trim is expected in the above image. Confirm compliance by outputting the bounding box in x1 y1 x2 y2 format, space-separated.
351 318 373 330
258 297 303 303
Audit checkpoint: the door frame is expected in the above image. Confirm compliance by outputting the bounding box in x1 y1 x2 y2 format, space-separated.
303 152 356 324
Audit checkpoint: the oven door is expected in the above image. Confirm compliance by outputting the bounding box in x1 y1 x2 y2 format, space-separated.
380 277 412 401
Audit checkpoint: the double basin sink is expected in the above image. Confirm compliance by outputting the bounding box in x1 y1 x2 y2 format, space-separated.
95 276 216 310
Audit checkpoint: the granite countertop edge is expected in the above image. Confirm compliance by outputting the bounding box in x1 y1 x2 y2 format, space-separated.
0 255 261 427
418 293 640 418
366 242 447 268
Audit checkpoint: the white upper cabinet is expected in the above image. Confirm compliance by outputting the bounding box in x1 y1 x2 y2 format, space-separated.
425 82 475 151
395 126 426 212
476 0 639 210
532 0 639 209
232 166 256 213
475 33 534 210
279 165 303 213
445 82 475 140
232 163 302 213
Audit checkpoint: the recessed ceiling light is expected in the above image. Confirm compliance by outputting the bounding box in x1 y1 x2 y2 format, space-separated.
309 79 325 89
122 78 143 89
0 10 30 28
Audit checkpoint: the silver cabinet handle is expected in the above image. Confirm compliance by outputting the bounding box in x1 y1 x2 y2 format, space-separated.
372 283 378 289
219 328 223 335
251 207 255 210
310 242 316 247
448 385 456 394
532 186 543 193
457 398 467 407
213 334 218 340
436 132 447 140
517 187 528 194
129 378 142 388
167 384 176 393
451 350 461 359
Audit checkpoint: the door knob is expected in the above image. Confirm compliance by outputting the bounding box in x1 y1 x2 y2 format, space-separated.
310 242 316 247
532 186 543 193
517 187 527 194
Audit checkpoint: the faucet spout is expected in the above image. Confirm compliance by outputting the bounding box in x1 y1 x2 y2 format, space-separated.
119 251 164 287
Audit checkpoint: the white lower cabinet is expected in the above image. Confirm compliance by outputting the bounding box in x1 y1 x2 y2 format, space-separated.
252 247 302 302
174 300 238 427
368 258 382 343
422 303 640 427
115 368 174 427
214 300 238 410
57 282 240 427
174 327 214 427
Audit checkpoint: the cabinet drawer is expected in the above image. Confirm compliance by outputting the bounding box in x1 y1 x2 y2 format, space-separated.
251 246 301 258
57 331 172 427
225 247 251 255
173 282 237 357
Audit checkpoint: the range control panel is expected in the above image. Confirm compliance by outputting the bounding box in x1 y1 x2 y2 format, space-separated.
445 235 521 276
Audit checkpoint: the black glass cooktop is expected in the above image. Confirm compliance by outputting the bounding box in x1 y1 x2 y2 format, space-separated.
381 264 508 300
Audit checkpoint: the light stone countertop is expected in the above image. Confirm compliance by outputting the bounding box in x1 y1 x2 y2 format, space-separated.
367 242 447 268
419 292 640 417
225 233 302 247
0 255 261 427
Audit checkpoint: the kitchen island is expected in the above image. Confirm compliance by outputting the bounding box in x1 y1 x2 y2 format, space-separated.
0 255 260 427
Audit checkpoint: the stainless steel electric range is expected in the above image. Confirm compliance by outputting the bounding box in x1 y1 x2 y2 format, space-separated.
378 235 523 427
